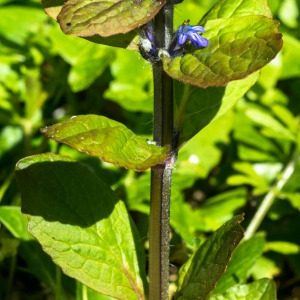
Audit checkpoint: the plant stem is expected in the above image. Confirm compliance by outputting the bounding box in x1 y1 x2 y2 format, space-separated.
244 153 300 240
149 4 175 300
149 164 173 300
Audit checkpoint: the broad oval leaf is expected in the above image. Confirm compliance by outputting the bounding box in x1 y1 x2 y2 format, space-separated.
56 0 165 37
201 0 273 23
41 115 168 171
175 71 260 147
174 214 244 300
163 16 282 88
15 153 148 300
41 0 138 49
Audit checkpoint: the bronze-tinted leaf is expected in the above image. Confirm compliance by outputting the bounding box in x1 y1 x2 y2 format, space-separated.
57 0 165 37
41 115 168 171
163 16 282 88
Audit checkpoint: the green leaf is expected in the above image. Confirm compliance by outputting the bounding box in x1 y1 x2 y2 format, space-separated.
105 82 153 112
104 49 153 113
278 0 299 28
171 188 247 245
208 278 277 300
233 110 285 162
245 108 296 141
0 206 32 240
15 153 147 300
195 189 247 231
175 112 233 178
41 115 168 171
201 0 273 23
170 188 246 248
0 206 57 290
280 192 300 210
174 72 259 147
163 16 282 88
82 284 117 299
0 5 48 45
279 33 300 79
251 256 280 279
42 0 165 37
85 31 138 50
41 0 138 49
170 189 201 247
48 26 115 91
68 48 114 92
265 241 300 255
174 215 244 300
227 162 283 195
271 104 298 134
24 77 48 120
213 236 265 294
258 56 282 90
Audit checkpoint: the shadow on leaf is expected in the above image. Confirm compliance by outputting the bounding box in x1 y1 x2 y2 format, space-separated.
16 159 117 227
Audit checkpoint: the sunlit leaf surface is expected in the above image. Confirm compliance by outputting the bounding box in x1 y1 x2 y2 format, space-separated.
213 236 265 294
208 278 276 299
175 215 244 299
41 115 168 171
41 0 165 37
200 0 273 22
174 72 259 147
164 16 282 88
41 0 139 49
15 153 147 300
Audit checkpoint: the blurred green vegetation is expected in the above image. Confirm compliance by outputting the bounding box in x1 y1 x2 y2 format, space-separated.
0 0 300 299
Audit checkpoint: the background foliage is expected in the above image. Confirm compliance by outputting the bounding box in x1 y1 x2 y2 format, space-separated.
0 0 300 299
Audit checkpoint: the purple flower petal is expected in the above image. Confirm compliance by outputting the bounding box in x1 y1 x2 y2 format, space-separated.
171 21 209 55
188 26 206 33
198 37 209 47
191 34 208 48
177 25 185 34
178 34 188 45
188 32 209 47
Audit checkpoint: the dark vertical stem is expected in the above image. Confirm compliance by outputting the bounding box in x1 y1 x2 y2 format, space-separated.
148 4 175 300
149 165 172 300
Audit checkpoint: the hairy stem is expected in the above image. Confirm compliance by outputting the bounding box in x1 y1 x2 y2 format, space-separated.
149 163 173 300
244 153 300 240
148 4 175 300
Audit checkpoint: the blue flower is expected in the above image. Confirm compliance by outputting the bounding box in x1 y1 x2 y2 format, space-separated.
177 20 208 48
139 19 208 61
